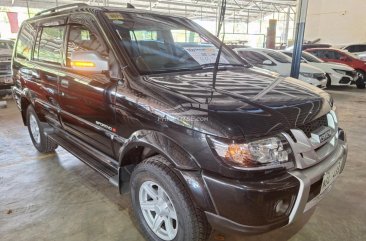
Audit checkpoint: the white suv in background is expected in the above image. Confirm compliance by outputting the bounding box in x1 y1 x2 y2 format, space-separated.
282 51 357 87
342 44 366 60
234 48 327 88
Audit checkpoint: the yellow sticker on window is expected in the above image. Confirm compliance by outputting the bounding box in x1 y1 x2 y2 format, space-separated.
105 12 124 20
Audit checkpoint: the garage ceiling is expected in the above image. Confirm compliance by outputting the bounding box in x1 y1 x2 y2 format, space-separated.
1 0 297 22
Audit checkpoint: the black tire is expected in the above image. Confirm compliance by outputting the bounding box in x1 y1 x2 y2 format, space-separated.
326 74 332 88
356 70 366 89
26 105 58 153
130 155 211 241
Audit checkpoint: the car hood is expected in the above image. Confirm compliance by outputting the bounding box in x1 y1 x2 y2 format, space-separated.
300 63 325 73
124 67 332 139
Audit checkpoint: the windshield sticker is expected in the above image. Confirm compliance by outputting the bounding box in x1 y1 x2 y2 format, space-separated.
105 12 124 20
183 47 229 65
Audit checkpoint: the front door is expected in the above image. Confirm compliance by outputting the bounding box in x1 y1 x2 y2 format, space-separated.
58 14 120 157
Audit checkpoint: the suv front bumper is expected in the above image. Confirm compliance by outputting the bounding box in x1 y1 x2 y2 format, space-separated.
203 130 347 235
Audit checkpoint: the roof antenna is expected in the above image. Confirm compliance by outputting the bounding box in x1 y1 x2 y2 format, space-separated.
126 3 135 8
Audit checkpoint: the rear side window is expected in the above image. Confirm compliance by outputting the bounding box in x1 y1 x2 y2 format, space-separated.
15 22 36 60
34 26 65 65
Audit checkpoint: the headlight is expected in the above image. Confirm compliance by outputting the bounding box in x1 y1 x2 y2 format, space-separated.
333 69 347 75
300 72 314 78
207 135 294 169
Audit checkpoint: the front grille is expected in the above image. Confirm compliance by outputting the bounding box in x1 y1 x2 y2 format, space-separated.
283 111 339 169
298 115 328 138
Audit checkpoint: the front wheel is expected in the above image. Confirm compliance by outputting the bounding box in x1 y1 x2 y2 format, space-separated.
356 70 366 89
130 155 211 241
326 74 332 88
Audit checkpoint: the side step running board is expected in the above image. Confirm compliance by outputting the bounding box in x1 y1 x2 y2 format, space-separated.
48 132 119 187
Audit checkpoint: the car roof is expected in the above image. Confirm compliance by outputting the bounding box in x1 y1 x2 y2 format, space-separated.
26 4 187 23
306 47 344 52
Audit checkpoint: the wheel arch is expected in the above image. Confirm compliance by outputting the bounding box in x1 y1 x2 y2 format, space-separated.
117 130 215 212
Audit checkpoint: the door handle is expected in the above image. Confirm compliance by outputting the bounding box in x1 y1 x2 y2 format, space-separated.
60 79 69 88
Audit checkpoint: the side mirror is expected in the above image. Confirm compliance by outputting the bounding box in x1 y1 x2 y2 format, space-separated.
262 60 274 66
70 51 108 73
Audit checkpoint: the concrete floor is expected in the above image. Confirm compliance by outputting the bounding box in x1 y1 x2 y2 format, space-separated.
1 86 366 241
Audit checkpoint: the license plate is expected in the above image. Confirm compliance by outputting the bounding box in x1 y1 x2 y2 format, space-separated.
320 159 343 193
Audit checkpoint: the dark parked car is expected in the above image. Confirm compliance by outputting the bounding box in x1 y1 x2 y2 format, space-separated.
0 39 14 98
12 4 348 241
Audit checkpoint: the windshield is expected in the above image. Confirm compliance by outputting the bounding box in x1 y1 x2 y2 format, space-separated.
262 49 291 63
103 12 244 74
302 51 324 63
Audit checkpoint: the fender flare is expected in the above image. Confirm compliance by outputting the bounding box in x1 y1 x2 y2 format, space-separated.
117 130 200 170
116 130 215 212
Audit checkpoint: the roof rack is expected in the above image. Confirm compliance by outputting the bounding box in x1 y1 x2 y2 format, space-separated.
35 3 89 16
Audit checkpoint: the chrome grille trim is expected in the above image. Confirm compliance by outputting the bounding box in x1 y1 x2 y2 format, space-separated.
282 111 338 169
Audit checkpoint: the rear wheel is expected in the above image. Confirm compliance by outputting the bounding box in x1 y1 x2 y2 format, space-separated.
130 155 211 241
356 70 366 89
26 105 58 153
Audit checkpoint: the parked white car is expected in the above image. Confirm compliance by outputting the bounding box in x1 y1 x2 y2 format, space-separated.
282 51 358 87
234 48 327 88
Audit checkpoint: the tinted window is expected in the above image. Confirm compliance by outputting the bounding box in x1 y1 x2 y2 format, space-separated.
322 50 342 59
66 24 108 66
263 50 291 63
308 50 321 58
34 26 65 64
15 22 36 60
237 51 269 65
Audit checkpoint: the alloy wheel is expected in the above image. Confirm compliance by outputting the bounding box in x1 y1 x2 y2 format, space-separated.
139 181 178 241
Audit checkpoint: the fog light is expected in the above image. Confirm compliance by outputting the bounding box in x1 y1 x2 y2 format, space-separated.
275 199 290 215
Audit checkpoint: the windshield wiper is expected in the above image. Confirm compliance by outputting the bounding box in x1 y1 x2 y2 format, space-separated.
200 63 245 69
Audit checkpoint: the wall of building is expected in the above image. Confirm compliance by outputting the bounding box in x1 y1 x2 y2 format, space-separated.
305 0 366 46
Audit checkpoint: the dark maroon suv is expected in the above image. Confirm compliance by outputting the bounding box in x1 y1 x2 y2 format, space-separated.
12 4 348 241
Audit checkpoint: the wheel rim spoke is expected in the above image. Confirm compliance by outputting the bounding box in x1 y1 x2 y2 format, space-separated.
139 181 178 241
152 215 164 232
164 217 175 239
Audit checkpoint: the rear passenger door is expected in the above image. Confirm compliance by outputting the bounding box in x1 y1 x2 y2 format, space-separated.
58 14 120 157
27 18 66 127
